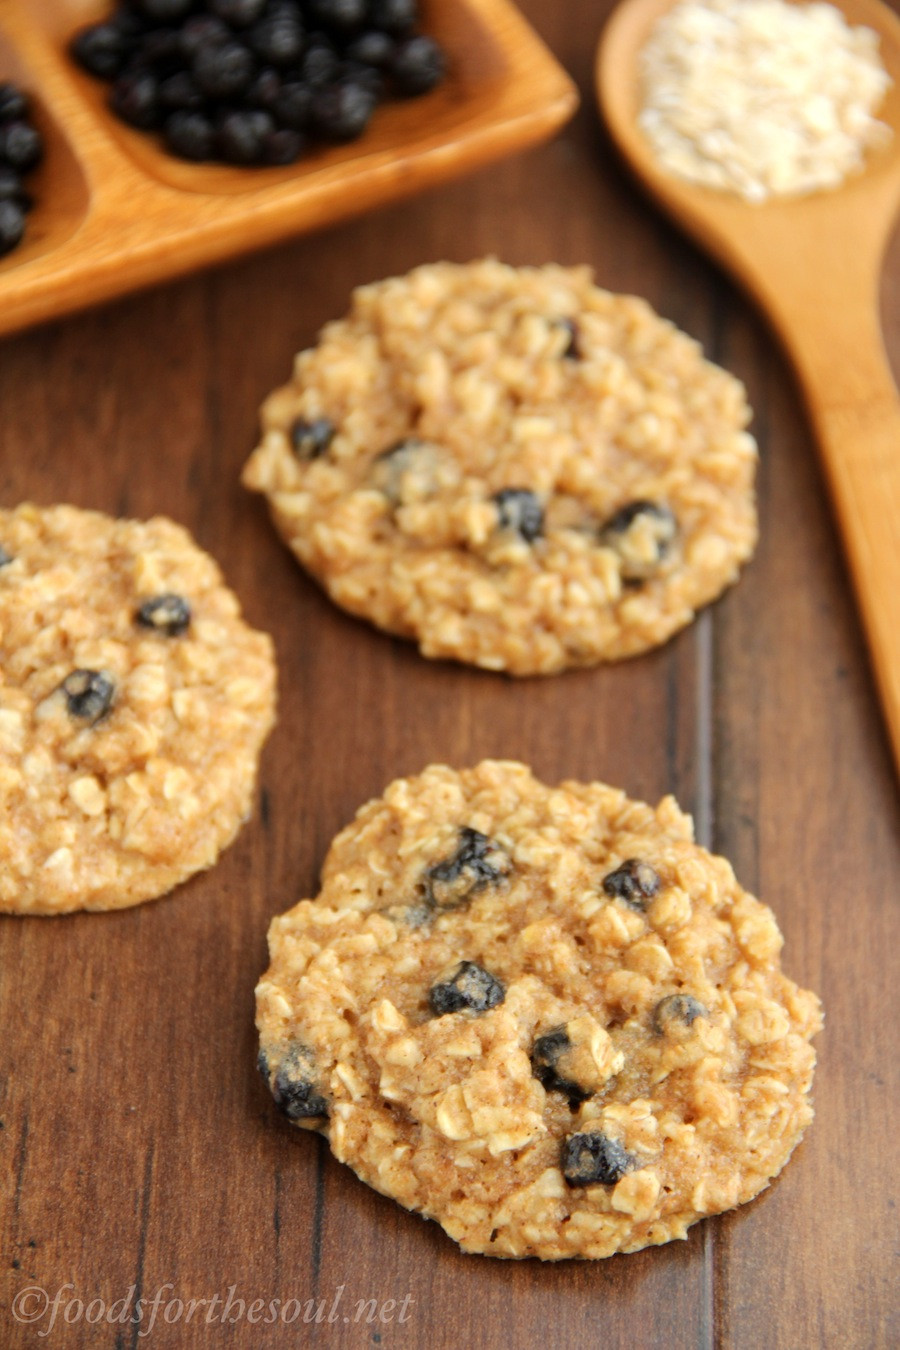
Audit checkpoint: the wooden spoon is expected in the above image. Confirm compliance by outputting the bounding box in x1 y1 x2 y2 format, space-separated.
597 0 900 780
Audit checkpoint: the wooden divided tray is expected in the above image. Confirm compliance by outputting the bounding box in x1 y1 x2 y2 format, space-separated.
0 0 577 338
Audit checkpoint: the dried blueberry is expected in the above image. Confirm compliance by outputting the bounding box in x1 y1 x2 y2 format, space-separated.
0 83 28 123
429 961 505 1016
71 24 131 80
531 1027 589 1104
290 416 334 459
136 593 191 636
339 64 386 102
533 1015 618 1103
0 121 43 173
158 72 204 114
110 11 151 44
346 31 396 68
308 0 367 30
602 858 660 909
217 109 275 165
424 827 510 910
248 67 282 111
264 127 307 165
311 81 376 140
249 15 305 68
164 111 216 161
269 1045 328 1120
653 994 707 1033
0 87 39 257
494 488 543 543
599 500 677 581
371 437 427 498
209 0 268 26
0 169 29 207
136 0 195 19
602 499 673 534
0 545 12 567
193 43 256 100
61 670 115 723
557 317 581 359
561 1132 634 1187
299 38 339 87
0 200 25 257
390 35 445 96
381 900 432 928
178 16 231 61
271 81 312 129
369 0 418 35
110 73 162 131
133 29 183 74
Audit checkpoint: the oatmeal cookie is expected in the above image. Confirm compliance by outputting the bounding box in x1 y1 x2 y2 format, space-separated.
0 503 276 915
242 260 758 674
257 761 821 1260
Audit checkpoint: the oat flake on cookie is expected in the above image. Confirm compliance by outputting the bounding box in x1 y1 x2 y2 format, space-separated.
0 503 277 915
257 761 822 1260
242 260 758 675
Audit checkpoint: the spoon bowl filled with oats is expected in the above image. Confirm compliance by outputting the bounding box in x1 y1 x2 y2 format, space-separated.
597 0 900 780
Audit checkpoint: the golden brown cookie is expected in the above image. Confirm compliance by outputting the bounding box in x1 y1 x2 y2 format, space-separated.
257 761 821 1260
0 503 276 914
243 260 758 674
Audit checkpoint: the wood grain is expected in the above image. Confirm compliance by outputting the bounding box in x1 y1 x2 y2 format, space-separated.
1 1 898 1346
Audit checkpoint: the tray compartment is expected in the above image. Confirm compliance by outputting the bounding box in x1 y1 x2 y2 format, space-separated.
0 16 90 276
32 0 511 199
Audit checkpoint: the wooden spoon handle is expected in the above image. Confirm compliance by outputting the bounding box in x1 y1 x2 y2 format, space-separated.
774 292 900 779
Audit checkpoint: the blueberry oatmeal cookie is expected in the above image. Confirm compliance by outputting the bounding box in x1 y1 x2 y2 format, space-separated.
242 260 758 674
257 761 822 1260
0 504 276 915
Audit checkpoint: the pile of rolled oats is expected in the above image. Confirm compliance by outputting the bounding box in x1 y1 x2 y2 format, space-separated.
639 0 893 201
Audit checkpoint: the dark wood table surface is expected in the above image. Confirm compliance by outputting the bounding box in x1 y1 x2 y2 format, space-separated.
2 3 899 1346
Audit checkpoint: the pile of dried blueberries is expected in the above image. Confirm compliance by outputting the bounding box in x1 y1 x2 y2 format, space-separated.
0 83 44 259
71 0 447 167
